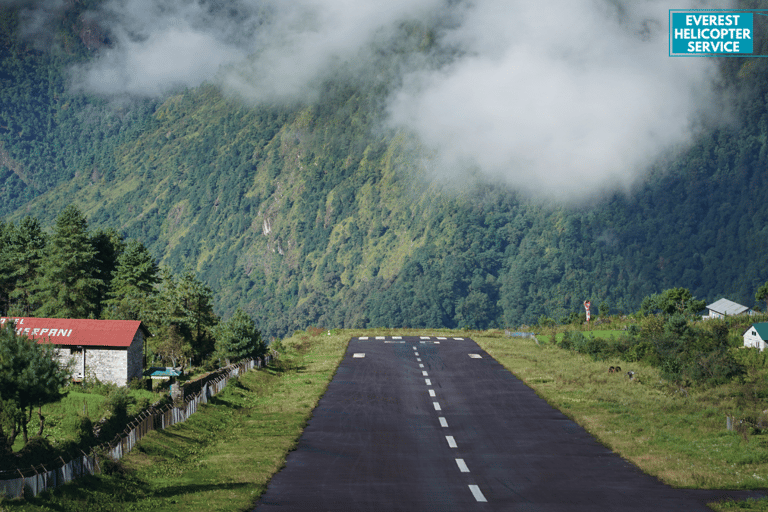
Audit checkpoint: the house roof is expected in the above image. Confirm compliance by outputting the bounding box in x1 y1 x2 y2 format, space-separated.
706 298 751 316
746 323 768 340
0 317 150 348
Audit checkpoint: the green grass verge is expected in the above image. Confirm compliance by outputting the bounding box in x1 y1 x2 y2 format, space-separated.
0 331 349 512
473 332 768 511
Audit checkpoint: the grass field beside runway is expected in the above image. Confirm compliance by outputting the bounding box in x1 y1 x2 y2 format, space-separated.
472 332 768 511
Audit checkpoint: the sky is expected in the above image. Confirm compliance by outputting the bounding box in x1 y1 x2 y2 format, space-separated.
5 0 731 201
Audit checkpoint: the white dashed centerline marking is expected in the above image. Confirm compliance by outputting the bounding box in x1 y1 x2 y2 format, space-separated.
439 417 448 427
454 337 464 340
415 352 419 356
428 389 436 397
425 379 431 385
419 364 424 368
433 402 441 411
420 336 430 339
375 336 385 340
422 371 429 376
469 485 487 502
393 336 402 339
353 353 365 358
437 336 447 340
417 358 421 362
455 459 470 473
359 337 368 340
446 436 457 448
412 346 417 351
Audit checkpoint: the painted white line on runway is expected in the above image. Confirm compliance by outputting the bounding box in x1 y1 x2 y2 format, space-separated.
446 436 457 448
425 379 431 385
455 459 470 473
359 337 368 340
468 354 482 358
437 336 447 340
420 336 430 339
375 336 385 340
412 346 417 350
415 352 419 356
434 341 440 344
419 364 424 368
422 371 429 376
353 353 365 358
439 417 448 427
420 341 425 344
384 341 404 343
428 389 436 397
454 337 464 340
393 336 402 339
469 485 487 502
433 402 441 411
417 358 421 361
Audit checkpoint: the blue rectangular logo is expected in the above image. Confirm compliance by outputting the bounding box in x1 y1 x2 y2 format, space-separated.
670 11 754 55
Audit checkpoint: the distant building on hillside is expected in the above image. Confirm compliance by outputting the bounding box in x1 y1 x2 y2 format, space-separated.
703 298 754 319
0 317 150 386
743 323 768 352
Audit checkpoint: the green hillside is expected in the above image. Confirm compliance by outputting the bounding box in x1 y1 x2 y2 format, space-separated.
1 3 768 338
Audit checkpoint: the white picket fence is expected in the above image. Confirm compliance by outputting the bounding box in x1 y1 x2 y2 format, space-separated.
0 354 275 499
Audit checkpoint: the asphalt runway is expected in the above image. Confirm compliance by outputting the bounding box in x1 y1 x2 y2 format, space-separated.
253 336 765 511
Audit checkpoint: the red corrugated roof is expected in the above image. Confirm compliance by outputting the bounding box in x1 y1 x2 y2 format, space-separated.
0 317 150 348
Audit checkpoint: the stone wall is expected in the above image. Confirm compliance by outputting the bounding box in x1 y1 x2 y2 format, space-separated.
52 330 144 386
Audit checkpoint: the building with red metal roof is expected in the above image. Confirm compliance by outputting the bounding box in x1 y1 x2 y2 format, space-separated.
1 317 150 386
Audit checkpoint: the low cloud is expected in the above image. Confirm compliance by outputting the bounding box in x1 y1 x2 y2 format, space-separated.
7 0 731 200
387 0 727 201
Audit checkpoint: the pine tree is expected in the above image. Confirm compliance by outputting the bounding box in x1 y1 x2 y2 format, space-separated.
32 205 103 318
8 216 47 316
0 324 70 451
213 308 264 364
103 239 159 320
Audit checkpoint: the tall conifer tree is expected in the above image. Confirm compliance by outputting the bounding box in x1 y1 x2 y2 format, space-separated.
32 205 102 318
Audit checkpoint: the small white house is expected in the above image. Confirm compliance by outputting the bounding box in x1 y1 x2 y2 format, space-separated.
743 323 768 352
0 317 150 386
704 298 754 319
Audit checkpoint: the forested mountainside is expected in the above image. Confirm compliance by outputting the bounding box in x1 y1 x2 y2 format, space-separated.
1 2 768 338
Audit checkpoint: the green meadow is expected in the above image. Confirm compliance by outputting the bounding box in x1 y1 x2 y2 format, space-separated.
2 329 766 511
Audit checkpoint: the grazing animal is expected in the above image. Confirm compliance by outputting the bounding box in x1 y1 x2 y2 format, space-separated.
608 366 615 373
614 366 621 373
627 371 635 380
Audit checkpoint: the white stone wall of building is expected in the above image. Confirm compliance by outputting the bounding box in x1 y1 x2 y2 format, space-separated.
743 329 766 351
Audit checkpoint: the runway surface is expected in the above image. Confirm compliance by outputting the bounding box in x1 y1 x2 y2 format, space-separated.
253 336 765 511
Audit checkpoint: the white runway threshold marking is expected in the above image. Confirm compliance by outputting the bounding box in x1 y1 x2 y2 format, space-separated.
469 485 487 502
425 379 431 385
359 337 368 340
420 336 430 339
437 336 447 340
384 340 404 343
454 337 464 340
393 336 402 339
353 353 365 358
375 336 385 340
446 436 457 448
433 402 441 411
439 417 448 427
468 354 482 358
455 459 470 473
